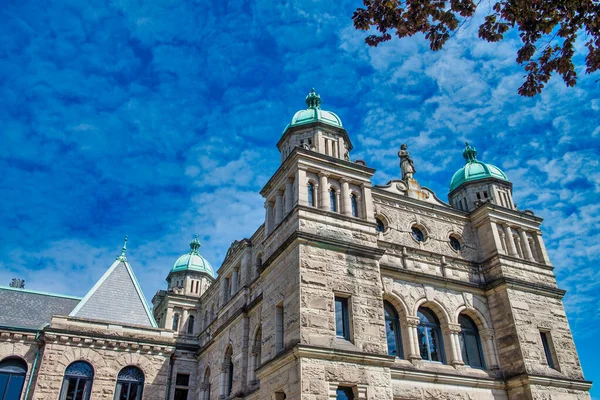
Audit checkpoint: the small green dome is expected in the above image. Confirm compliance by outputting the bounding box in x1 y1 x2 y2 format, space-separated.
171 235 215 278
449 143 509 192
283 89 343 133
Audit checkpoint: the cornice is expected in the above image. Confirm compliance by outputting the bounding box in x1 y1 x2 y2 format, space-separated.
506 373 592 391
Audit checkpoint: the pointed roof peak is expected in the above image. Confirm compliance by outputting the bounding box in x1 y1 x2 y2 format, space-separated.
116 235 128 262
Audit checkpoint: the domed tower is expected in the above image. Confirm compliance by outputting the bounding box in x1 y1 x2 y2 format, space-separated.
448 142 514 212
167 235 215 297
277 88 352 163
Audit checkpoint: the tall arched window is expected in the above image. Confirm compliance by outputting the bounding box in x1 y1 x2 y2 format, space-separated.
249 327 262 383
384 302 403 358
458 315 485 368
221 346 234 397
114 366 144 400
329 189 337 212
350 194 358 217
202 367 211 400
417 307 445 363
59 361 94 400
187 315 195 335
307 183 315 207
203 311 209 330
172 313 180 331
0 357 27 400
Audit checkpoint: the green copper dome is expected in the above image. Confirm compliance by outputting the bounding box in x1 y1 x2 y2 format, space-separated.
171 235 215 278
283 89 343 133
449 143 509 192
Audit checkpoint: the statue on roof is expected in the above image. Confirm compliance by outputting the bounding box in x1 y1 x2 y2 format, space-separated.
398 143 416 180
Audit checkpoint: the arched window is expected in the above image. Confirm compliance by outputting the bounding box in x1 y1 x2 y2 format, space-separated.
411 227 425 242
384 301 403 358
114 366 144 400
172 313 180 331
59 361 94 400
307 183 315 207
329 189 337 212
375 217 385 233
0 357 27 400
187 315 195 335
249 327 262 383
202 367 211 400
458 315 485 368
417 307 445 363
350 194 358 217
221 346 234 397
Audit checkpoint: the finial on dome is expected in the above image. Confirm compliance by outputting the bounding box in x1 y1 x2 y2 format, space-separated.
116 235 128 262
189 234 201 255
305 88 322 109
462 142 477 163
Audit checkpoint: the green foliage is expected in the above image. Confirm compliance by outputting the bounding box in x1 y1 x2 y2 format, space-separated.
352 0 600 96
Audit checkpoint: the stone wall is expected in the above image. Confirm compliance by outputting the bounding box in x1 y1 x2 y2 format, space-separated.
0 329 38 400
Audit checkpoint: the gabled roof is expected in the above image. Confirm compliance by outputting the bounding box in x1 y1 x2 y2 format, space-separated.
69 260 157 328
0 286 81 330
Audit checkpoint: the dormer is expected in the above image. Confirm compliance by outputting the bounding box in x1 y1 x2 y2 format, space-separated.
277 89 353 163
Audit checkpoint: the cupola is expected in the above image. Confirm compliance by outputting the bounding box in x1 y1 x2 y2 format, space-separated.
277 89 352 163
448 143 514 212
167 235 215 297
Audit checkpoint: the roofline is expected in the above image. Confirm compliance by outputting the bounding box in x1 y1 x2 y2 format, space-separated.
0 285 82 300
448 176 512 197
69 260 158 328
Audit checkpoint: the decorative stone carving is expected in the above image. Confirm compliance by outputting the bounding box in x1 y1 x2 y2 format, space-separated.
398 143 416 180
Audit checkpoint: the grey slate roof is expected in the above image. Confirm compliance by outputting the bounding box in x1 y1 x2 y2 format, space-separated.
70 260 156 327
0 286 81 330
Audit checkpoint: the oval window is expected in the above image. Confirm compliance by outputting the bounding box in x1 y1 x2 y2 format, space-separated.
411 227 425 242
450 236 461 251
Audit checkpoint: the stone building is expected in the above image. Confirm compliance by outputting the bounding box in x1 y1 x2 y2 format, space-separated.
0 89 592 400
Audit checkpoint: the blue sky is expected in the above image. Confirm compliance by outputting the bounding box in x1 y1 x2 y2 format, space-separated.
1 0 598 395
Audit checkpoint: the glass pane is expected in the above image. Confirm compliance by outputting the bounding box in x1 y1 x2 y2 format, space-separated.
0 373 9 396
176 373 189 386
417 326 429 360
335 298 346 338
376 219 385 232
330 190 336 211
429 328 441 362
459 333 468 365
5 374 26 400
65 362 93 378
465 334 483 368
351 196 358 217
336 387 354 400
118 382 128 400
74 379 85 400
459 315 477 331
66 377 79 400
174 389 188 400
385 320 398 356
128 383 139 400
308 184 314 206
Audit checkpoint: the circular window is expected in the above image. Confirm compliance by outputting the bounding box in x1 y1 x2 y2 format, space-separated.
376 217 386 233
450 236 461 251
411 227 425 242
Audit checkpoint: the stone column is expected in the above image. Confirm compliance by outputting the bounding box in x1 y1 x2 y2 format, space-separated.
264 201 274 237
231 268 238 296
319 173 329 211
519 229 535 261
285 178 294 214
275 190 284 225
445 323 464 366
480 329 500 369
295 168 307 207
406 317 422 361
241 248 252 285
341 179 351 216
361 183 375 222
503 224 518 256
335 191 341 213
165 307 174 331
535 232 552 265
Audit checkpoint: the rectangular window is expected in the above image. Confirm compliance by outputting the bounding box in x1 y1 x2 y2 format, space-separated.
176 373 190 386
336 386 355 400
275 304 284 353
540 331 557 369
335 297 351 341
174 388 188 400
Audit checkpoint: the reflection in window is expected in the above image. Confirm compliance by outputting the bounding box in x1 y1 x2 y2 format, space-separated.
330 189 337 212
336 387 354 400
172 313 180 331
335 297 350 341
114 366 144 400
0 357 28 400
450 236 461 251
384 301 403 358
411 227 425 242
308 183 315 207
350 194 358 217
458 315 485 368
187 316 195 335
59 361 94 400
376 218 385 233
417 307 445 363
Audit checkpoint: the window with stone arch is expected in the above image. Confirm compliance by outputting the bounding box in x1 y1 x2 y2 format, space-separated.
249 326 262 384
187 315 195 335
0 357 28 400
114 366 144 400
255 253 263 278
59 360 94 400
383 301 404 359
172 313 180 331
417 307 445 363
458 314 485 369
350 193 359 217
201 366 211 400
307 182 316 207
329 188 337 212
221 345 234 397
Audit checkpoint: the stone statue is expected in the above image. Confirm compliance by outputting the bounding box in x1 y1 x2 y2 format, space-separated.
398 143 416 180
